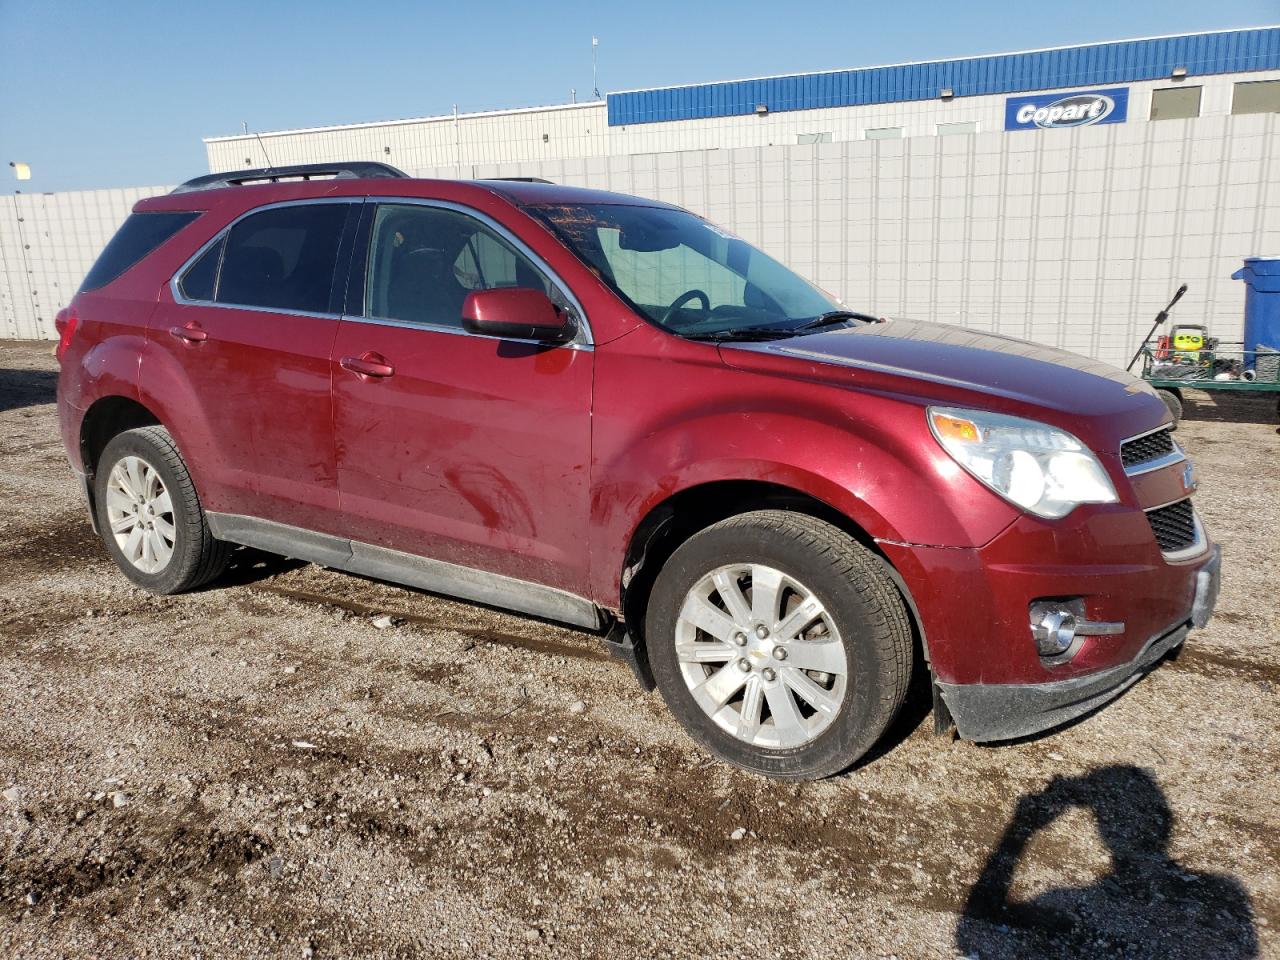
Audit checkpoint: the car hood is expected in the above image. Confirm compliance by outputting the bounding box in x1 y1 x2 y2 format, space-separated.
722 317 1159 418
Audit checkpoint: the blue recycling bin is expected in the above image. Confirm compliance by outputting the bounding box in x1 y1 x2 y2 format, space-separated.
1231 257 1280 371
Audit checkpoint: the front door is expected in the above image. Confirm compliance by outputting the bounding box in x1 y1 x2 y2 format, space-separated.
146 200 358 532
330 201 593 594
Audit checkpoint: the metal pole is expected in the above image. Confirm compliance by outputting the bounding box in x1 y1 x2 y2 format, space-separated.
453 104 460 176
9 192 38 337
1126 284 1188 372
592 37 600 99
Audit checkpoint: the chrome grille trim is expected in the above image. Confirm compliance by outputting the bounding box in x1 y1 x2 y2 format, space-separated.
1120 425 1183 475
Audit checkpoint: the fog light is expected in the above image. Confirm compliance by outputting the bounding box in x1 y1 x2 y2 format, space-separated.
1029 600 1125 664
1033 608 1078 657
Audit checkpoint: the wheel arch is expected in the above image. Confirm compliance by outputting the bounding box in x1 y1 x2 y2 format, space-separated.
615 479 930 686
80 395 164 477
77 395 164 527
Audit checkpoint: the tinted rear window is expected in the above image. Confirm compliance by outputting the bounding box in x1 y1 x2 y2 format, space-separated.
215 204 348 314
179 237 224 301
80 211 200 292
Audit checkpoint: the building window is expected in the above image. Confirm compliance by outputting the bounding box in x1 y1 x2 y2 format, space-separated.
937 121 978 136
1150 86 1201 120
796 132 832 145
865 127 902 140
1232 79 1280 115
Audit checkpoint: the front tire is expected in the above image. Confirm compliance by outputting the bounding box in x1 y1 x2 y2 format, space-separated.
1156 388 1183 425
94 426 231 594
646 511 912 780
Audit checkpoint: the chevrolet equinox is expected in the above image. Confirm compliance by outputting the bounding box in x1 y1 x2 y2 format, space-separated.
55 162 1221 779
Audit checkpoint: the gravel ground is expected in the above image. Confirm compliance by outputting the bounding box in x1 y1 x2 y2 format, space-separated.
1 339 1277 960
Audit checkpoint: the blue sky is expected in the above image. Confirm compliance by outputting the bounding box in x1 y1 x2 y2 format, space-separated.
0 0 1275 192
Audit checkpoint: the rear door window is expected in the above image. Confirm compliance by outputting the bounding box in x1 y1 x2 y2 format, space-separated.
80 211 200 292
215 204 348 314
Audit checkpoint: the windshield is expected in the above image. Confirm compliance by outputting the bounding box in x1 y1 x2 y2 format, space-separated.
527 203 843 338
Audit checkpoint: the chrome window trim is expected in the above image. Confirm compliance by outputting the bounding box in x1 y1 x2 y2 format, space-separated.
351 196 594 347
1119 424 1186 477
337 312 593 351
169 196 364 319
170 195 595 347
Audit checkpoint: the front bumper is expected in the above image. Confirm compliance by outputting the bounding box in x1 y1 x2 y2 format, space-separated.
937 545 1220 742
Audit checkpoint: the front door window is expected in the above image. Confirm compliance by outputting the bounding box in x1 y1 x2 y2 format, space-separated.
364 204 552 329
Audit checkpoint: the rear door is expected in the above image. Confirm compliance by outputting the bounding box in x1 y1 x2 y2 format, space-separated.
146 199 360 532
329 200 594 594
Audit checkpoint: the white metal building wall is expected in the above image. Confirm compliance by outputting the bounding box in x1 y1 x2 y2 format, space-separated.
203 71 1279 175
0 185 171 340
205 103 610 176
425 111 1278 368
3 113 1276 369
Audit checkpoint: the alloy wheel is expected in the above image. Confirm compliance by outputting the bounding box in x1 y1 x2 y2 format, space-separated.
674 563 848 748
104 455 176 574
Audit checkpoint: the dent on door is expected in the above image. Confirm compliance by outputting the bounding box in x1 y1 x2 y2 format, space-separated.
331 328 593 593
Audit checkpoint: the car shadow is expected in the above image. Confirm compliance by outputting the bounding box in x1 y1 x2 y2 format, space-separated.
213 546 309 588
0 366 58 413
955 765 1258 960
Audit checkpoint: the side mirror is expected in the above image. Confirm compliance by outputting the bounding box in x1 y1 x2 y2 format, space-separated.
460 288 574 343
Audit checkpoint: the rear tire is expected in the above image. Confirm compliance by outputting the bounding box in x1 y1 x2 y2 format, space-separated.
1156 388 1183 425
93 426 231 594
646 510 912 780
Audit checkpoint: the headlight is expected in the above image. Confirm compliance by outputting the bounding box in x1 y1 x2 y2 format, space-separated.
927 406 1118 519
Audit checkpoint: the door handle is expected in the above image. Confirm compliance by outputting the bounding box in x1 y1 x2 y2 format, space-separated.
340 352 395 379
169 322 208 343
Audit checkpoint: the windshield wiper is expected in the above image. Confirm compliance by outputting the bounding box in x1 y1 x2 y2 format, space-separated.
788 310 882 333
683 310 883 343
683 327 796 342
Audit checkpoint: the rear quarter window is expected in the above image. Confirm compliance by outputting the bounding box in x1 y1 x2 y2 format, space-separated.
80 211 201 292
179 237 224 302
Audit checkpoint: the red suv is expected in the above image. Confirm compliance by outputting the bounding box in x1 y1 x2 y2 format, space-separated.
56 162 1220 779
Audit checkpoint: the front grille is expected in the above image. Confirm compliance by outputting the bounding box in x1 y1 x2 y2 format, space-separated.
1121 428 1176 469
1146 499 1197 553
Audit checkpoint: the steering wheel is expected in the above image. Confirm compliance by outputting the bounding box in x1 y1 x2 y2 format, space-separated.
661 289 711 327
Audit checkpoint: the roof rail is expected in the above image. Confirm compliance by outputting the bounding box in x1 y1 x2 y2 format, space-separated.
486 176 554 184
172 161 409 194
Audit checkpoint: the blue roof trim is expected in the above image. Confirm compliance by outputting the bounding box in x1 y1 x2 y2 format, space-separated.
606 28 1280 126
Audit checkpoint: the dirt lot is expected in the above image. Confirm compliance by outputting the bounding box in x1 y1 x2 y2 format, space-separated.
1 339 1277 959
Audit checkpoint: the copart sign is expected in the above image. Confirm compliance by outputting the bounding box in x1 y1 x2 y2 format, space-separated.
1004 87 1129 131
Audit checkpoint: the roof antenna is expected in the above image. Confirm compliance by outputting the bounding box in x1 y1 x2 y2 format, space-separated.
251 129 275 171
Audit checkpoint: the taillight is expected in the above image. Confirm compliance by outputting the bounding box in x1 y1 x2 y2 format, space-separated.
55 305 79 362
